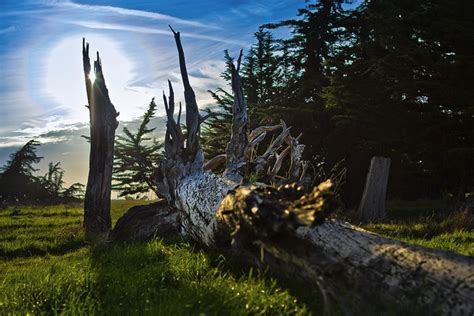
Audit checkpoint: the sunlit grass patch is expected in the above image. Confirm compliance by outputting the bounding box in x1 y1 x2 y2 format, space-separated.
86 240 310 315
0 249 97 314
364 202 474 256
0 205 84 260
0 202 313 315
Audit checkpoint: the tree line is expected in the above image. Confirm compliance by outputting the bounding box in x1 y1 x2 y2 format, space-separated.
0 140 84 204
202 0 474 206
2 0 472 206
113 0 474 206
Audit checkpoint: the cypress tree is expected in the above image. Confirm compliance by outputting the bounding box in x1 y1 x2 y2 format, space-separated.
113 98 163 198
0 140 44 201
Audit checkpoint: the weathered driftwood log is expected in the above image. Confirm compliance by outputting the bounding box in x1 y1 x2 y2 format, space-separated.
111 29 474 314
216 184 474 315
358 156 391 223
82 38 119 241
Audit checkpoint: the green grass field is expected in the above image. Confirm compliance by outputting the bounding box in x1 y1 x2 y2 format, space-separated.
0 201 315 315
0 200 472 314
363 200 474 256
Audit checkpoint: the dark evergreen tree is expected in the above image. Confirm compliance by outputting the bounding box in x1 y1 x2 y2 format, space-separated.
201 88 234 159
255 1 347 163
322 0 474 201
1 140 42 178
0 140 44 201
202 0 474 203
40 162 65 198
265 0 345 105
242 29 282 124
202 31 284 159
62 183 85 200
113 98 163 198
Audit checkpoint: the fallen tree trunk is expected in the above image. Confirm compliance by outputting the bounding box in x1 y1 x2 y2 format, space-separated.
110 29 474 314
292 222 474 314
160 170 474 314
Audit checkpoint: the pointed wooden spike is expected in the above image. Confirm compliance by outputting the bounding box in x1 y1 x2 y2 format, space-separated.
169 24 177 35
168 80 175 114
177 102 182 125
171 26 201 155
236 48 243 72
163 91 169 114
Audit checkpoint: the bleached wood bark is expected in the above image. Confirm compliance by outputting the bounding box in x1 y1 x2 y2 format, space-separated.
358 156 391 222
293 221 474 315
82 38 119 241
165 166 474 314
111 29 474 314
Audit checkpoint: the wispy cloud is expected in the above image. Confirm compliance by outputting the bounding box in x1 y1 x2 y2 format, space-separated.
13 119 87 138
66 20 246 46
231 3 270 18
0 26 16 35
48 0 216 29
0 135 70 148
0 0 302 184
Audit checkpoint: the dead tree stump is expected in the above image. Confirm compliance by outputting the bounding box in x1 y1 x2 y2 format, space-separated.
358 156 391 223
82 38 119 241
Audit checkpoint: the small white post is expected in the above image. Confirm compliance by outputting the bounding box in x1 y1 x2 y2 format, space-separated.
358 156 391 222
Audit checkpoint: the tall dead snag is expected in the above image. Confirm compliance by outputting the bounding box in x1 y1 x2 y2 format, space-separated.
82 38 119 241
358 156 391 223
169 26 200 157
113 29 473 314
224 49 248 182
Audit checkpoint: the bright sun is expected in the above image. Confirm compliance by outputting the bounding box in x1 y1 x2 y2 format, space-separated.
44 33 136 122
89 71 96 83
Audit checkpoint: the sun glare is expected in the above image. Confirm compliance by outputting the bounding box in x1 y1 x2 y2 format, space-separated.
43 34 143 122
89 71 96 83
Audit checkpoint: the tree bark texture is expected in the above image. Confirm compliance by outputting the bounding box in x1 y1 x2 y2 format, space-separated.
82 38 119 240
358 156 391 223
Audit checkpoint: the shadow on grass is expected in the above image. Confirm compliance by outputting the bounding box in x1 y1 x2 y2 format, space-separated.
0 237 86 260
195 243 324 313
0 221 82 231
89 238 316 315
5 211 81 218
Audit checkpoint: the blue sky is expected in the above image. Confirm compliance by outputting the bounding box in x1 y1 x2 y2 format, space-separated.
0 0 305 186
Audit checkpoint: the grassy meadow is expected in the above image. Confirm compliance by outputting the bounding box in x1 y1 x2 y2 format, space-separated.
0 199 472 315
363 200 474 256
0 201 315 315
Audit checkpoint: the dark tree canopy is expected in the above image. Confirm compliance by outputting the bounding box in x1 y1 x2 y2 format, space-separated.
0 140 44 202
1 140 42 177
201 0 474 205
